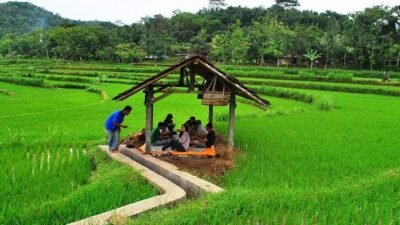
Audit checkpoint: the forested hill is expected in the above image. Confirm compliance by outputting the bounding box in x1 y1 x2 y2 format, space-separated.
0 2 66 37
0 1 116 38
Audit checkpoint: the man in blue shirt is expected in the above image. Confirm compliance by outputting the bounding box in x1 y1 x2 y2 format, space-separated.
105 105 132 152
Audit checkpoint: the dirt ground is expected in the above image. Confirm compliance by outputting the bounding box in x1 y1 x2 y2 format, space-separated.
121 132 237 179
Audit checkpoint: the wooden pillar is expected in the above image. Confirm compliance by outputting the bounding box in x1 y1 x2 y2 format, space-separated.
179 68 185 86
150 102 154 130
228 94 236 150
145 86 153 153
208 105 214 124
189 67 195 92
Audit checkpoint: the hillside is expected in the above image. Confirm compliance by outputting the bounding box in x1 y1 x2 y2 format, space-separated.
0 1 66 37
0 1 118 38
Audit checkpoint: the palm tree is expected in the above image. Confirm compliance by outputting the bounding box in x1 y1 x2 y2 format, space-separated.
303 49 321 69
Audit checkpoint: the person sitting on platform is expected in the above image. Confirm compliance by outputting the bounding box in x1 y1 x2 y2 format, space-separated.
185 116 197 136
151 122 171 146
163 113 175 132
191 120 207 140
162 124 190 152
192 122 216 148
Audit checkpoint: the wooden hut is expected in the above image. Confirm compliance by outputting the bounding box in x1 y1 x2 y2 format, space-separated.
113 55 270 152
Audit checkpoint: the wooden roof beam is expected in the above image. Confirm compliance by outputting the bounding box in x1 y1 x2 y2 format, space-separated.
197 60 268 109
114 57 196 100
146 87 174 105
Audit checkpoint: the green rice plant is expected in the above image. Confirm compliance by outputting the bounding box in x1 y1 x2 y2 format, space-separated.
44 75 93 83
246 79 400 97
352 70 400 79
86 87 102 94
44 65 164 74
0 146 157 225
0 88 14 96
312 95 335 111
228 69 370 85
214 113 228 122
250 86 315 104
50 83 89 89
101 79 137 85
22 73 95 84
299 70 316 78
327 71 353 82
0 76 44 87
283 69 299 75
314 69 329 76
86 88 109 100
1 127 27 147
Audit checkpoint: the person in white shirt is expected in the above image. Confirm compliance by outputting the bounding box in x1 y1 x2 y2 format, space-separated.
162 124 190 152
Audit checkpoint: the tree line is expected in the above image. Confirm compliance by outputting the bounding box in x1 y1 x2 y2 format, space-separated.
0 1 399 70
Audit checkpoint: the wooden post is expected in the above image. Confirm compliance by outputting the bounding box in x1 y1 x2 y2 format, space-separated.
228 94 236 150
189 67 195 92
179 68 185 86
150 102 154 130
145 86 153 153
208 105 214 124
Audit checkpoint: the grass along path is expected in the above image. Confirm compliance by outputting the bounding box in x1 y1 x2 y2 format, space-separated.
0 146 157 225
0 82 158 225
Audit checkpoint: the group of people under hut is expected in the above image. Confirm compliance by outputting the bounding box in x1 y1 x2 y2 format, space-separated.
104 106 216 154
150 114 216 153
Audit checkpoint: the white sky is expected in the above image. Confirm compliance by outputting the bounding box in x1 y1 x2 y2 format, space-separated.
1 0 398 24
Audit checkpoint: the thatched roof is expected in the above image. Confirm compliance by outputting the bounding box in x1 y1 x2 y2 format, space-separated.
113 55 270 109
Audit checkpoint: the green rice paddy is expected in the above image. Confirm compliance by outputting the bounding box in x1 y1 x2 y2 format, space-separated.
0 59 399 224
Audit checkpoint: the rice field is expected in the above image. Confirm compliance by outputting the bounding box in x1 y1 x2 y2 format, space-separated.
0 76 159 224
0 59 399 224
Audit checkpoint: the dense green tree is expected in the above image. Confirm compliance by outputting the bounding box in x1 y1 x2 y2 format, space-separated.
248 17 295 65
116 23 144 44
96 47 116 61
319 18 341 68
229 22 249 64
211 33 230 63
248 21 268 64
290 25 321 65
264 18 296 66
141 14 174 57
115 43 146 63
348 6 399 70
0 2 65 38
190 29 211 55
47 26 113 60
170 11 202 43
0 35 16 57
0 1 399 70
390 44 400 66
169 43 191 55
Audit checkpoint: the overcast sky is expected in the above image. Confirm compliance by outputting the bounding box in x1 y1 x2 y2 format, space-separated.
1 0 398 24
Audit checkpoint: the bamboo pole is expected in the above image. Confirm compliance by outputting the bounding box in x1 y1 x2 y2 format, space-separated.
228 94 236 150
145 86 153 153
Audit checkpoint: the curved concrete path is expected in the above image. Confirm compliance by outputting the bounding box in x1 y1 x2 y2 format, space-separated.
68 146 186 225
119 146 224 197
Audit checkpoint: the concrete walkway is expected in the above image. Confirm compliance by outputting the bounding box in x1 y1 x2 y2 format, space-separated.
119 146 224 197
68 146 186 225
